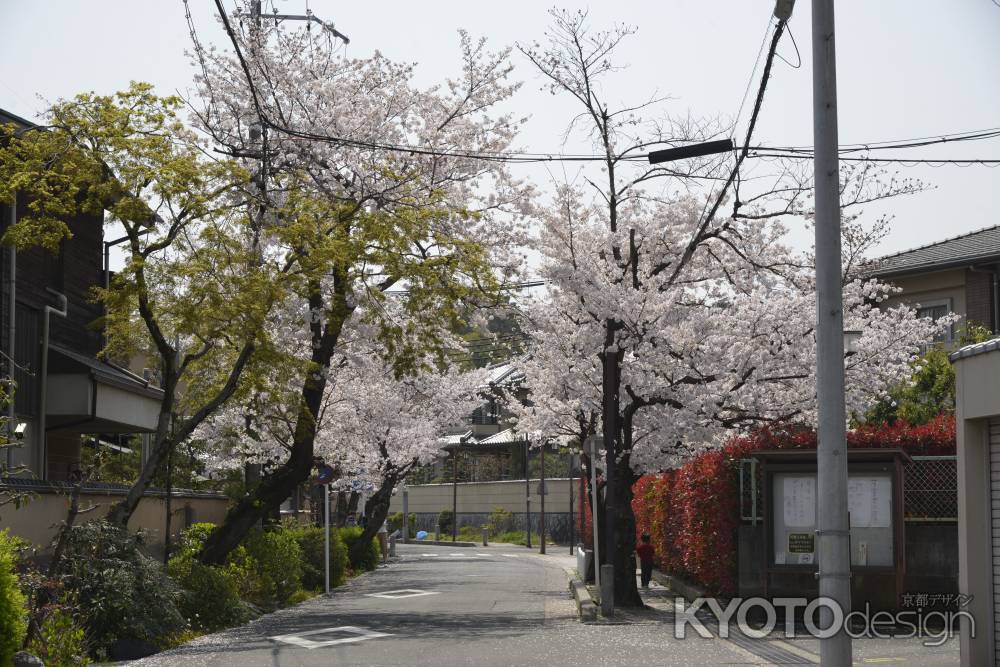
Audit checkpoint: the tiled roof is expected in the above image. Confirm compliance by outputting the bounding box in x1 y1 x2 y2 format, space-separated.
476 428 526 445
949 337 1000 362
867 225 1000 277
0 108 35 129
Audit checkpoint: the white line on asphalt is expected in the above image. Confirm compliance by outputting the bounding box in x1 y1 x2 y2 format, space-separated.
270 626 392 649
365 589 441 599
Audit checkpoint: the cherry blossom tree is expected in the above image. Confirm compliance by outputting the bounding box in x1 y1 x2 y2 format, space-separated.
515 10 944 606
188 2 531 563
196 311 487 562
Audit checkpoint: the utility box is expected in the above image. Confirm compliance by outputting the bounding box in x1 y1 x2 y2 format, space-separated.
754 448 910 612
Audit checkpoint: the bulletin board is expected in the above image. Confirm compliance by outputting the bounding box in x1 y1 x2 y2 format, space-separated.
771 471 894 567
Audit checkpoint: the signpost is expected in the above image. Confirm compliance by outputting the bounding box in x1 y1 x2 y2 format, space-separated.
315 461 335 594
584 435 603 593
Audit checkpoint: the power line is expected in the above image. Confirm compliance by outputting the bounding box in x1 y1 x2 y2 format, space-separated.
760 127 1000 154
211 2 1000 171
748 150 1000 167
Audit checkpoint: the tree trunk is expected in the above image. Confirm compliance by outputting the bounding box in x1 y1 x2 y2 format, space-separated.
334 491 349 527
348 476 394 565
347 491 360 520
610 459 643 608
196 280 352 565
198 446 314 564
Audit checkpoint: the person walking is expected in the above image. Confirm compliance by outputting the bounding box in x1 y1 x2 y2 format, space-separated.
377 520 389 564
636 532 655 589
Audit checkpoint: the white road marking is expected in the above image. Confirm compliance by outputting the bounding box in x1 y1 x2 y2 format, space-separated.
365 588 441 599
270 625 391 649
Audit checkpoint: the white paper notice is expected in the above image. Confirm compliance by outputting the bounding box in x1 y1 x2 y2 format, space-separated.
848 476 891 528
783 476 816 528
774 551 786 565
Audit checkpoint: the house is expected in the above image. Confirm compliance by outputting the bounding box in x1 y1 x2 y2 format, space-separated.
0 107 226 549
390 361 581 542
867 225 1000 343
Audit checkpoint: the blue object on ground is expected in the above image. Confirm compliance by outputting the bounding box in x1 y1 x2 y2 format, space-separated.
416 530 428 540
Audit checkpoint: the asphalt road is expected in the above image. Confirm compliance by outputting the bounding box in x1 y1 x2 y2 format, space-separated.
131 542 960 666
131 542 756 667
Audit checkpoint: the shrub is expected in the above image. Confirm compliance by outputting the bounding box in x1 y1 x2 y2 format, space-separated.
232 528 303 609
631 416 958 597
339 527 380 572
387 512 416 536
166 556 253 633
169 522 216 560
437 509 454 534
57 520 185 658
486 507 515 535
0 530 28 666
27 592 90 667
287 525 348 591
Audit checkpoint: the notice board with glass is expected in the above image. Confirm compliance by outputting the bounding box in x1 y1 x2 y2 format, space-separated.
771 471 894 568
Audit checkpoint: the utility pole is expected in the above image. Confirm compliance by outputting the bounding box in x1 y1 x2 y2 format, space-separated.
539 441 546 554
584 435 602 593
524 437 532 549
568 447 575 555
600 329 619 608
810 0 852 663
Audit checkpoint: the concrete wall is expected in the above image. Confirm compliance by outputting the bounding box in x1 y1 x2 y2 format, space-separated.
0 485 229 551
954 346 1000 666
389 478 578 515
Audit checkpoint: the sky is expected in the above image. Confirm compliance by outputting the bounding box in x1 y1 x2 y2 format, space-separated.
1 0 998 262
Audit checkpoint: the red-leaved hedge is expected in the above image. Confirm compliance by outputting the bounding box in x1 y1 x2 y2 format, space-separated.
631 415 956 597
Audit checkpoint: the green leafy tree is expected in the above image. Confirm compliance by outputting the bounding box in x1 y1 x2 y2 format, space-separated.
865 323 995 425
0 84 284 526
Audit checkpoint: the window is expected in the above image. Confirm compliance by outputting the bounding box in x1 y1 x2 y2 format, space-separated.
916 299 952 343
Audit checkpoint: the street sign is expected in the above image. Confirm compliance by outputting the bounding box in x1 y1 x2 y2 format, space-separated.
316 463 335 485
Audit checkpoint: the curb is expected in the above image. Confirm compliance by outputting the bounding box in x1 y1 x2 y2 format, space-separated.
402 539 478 547
568 578 598 621
650 570 709 603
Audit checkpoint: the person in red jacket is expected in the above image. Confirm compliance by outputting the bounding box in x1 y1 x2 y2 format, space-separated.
636 532 655 589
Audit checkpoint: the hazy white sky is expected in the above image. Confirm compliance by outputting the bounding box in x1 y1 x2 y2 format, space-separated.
2 1 998 258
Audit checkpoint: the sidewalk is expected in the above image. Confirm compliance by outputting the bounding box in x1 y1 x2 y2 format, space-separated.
606 568 962 666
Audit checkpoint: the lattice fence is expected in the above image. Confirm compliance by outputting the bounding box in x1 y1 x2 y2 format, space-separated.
738 454 957 523
903 456 957 521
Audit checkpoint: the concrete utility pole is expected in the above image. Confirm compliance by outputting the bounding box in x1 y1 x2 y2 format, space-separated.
584 435 602 593
811 0 852 663
539 442 546 554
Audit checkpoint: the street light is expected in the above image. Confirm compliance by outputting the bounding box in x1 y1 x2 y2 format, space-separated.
647 138 734 165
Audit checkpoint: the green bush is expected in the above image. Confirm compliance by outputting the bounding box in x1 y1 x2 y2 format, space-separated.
58 521 185 658
387 512 416 536
27 593 90 667
437 509 454 534
287 524 348 591
232 528 303 609
339 527 380 572
166 556 253 633
169 522 217 560
0 530 28 666
487 507 515 535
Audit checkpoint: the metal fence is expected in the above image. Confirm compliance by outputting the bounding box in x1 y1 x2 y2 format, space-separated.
903 456 958 521
411 512 576 543
738 454 957 524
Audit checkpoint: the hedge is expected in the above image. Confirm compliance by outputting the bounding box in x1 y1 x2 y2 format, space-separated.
631 415 956 597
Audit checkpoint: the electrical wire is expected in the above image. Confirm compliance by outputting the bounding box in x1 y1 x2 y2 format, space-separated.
210 2 1000 171
748 151 1000 167
761 127 1000 155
